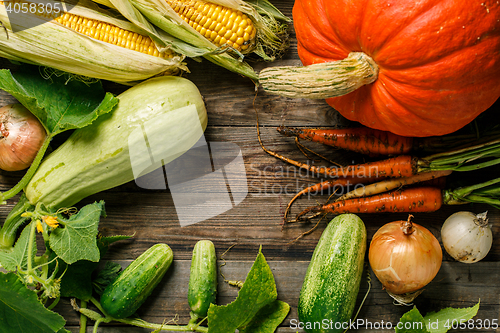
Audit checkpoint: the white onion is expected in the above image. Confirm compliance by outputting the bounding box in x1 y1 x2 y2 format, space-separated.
0 104 46 171
441 211 493 263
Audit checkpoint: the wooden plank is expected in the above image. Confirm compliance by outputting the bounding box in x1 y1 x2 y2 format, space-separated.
2 124 497 262
2 126 499 262
1 0 500 329
55 260 499 332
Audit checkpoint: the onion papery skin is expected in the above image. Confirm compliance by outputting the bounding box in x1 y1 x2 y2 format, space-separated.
441 211 493 264
0 104 46 172
369 220 442 295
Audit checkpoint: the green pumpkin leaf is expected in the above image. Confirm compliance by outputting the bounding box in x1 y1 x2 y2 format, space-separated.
396 307 429 333
207 246 285 333
52 234 131 300
58 258 96 301
0 272 66 333
423 301 480 333
239 300 290 333
397 301 480 333
0 222 36 271
49 201 105 264
92 261 123 295
0 65 118 135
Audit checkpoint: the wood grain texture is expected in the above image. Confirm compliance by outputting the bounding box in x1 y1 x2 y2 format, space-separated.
55 260 499 333
1 0 500 331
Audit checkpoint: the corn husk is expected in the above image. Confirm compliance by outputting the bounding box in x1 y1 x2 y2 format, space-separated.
0 0 187 84
92 0 290 81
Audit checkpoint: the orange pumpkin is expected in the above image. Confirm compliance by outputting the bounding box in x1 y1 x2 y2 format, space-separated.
260 0 500 137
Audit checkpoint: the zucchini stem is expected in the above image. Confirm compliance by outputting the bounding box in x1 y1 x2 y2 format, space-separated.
0 134 52 202
26 221 36 273
87 297 209 332
0 193 34 249
93 318 105 333
46 296 60 311
79 300 88 333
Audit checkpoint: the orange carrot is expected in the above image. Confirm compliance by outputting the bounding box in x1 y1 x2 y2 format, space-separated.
283 174 383 223
297 187 443 219
257 113 424 183
419 176 447 189
277 126 414 156
262 146 417 179
337 170 452 200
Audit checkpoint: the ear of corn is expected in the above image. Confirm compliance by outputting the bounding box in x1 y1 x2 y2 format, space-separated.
0 0 186 84
91 0 208 58
165 0 257 53
52 11 168 58
162 0 290 60
92 0 290 80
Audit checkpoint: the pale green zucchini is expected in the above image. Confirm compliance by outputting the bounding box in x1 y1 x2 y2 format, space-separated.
25 76 207 209
298 214 367 333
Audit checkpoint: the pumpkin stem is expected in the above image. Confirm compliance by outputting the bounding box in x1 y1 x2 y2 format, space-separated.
258 52 378 99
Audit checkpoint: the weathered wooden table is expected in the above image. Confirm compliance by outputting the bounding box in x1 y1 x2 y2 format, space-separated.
1 0 499 331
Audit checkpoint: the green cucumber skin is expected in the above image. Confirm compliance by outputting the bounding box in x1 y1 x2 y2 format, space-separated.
25 76 208 209
298 214 367 333
188 240 218 318
100 243 173 319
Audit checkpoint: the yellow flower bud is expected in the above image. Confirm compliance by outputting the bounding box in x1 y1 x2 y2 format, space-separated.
43 216 59 229
36 221 43 233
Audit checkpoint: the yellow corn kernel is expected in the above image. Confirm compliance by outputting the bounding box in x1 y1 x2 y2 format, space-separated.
208 20 217 31
185 7 195 19
164 0 256 53
218 26 227 37
1 0 174 59
236 26 244 37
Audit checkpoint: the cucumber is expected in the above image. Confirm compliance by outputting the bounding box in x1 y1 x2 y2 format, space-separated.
25 76 208 209
298 214 367 333
100 243 173 319
188 240 218 318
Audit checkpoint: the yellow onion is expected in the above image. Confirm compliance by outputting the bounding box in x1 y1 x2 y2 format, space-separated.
368 215 442 296
0 104 46 171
